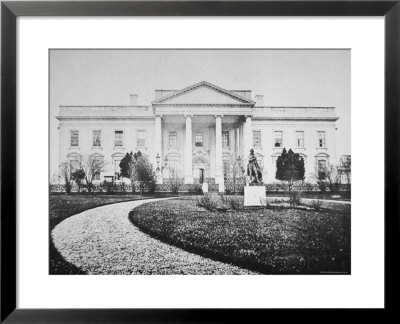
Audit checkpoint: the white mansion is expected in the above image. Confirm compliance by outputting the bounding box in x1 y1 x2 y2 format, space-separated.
56 81 339 189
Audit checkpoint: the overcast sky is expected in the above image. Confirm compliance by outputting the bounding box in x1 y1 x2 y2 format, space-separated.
50 49 350 175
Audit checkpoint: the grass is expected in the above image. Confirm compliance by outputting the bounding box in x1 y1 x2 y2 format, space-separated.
130 198 351 274
262 191 350 201
49 193 170 274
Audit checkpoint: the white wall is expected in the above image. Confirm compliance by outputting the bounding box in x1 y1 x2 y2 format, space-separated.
252 120 337 183
57 117 337 184
58 119 155 181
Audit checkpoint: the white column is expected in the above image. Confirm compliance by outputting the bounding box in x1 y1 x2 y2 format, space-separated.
155 115 163 184
155 115 162 159
214 115 224 191
236 127 240 157
184 115 193 184
244 115 253 158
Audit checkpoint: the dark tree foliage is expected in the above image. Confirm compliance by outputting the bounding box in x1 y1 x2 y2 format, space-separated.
135 156 157 194
275 148 287 181
119 152 133 179
118 151 155 194
275 148 305 191
119 151 142 179
71 168 86 193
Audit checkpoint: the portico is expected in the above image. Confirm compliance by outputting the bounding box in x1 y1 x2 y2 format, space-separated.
152 81 255 191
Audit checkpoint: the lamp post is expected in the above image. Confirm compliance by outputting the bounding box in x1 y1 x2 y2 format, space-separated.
164 157 168 169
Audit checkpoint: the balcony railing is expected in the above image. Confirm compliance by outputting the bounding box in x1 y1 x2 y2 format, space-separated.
58 105 154 118
253 106 337 120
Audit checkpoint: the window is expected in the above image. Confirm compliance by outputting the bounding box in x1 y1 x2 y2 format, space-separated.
223 160 230 181
114 130 124 147
169 131 177 148
253 131 261 148
114 159 121 180
317 131 326 148
296 131 304 147
195 135 203 147
222 131 230 148
318 159 327 172
273 131 283 147
93 130 101 147
69 159 80 172
137 130 146 147
70 130 79 147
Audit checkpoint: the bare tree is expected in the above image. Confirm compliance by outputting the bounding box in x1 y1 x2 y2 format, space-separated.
321 163 342 195
50 172 60 185
58 161 73 194
228 153 246 194
81 155 106 193
170 171 182 194
317 164 342 194
341 156 351 189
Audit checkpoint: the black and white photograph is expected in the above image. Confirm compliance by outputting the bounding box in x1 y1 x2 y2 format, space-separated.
49 49 351 275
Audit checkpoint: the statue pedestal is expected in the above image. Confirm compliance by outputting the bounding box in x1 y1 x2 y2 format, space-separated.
244 185 266 207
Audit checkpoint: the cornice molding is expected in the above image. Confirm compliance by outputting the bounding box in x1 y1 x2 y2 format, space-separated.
57 116 338 122
252 117 339 121
153 103 254 107
56 116 154 121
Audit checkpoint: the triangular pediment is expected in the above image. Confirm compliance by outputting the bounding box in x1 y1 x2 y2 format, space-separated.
152 81 255 105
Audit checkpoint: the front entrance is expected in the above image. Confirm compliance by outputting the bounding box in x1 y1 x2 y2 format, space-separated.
199 168 205 183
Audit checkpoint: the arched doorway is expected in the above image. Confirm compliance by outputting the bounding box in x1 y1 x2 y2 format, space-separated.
199 168 205 184
193 153 208 184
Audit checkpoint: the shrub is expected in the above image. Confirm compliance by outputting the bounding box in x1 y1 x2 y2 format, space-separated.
188 184 202 195
289 191 302 206
170 176 181 194
102 180 117 194
71 169 86 193
260 198 272 209
229 196 241 210
196 194 218 211
220 194 230 206
117 182 125 193
300 182 315 192
328 182 341 195
64 182 72 195
310 199 323 211
146 179 157 194
317 180 327 193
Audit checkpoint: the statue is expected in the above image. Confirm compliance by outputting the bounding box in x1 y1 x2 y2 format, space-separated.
247 149 263 184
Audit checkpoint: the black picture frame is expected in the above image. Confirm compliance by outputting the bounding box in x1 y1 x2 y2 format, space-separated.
1 0 399 322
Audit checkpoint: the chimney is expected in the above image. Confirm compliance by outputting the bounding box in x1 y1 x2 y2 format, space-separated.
130 94 138 105
255 95 264 106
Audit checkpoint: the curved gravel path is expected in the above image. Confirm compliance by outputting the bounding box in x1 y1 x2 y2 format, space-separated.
52 198 253 275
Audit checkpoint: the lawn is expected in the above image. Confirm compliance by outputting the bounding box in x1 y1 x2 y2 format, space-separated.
263 191 351 201
49 193 164 274
130 198 351 274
